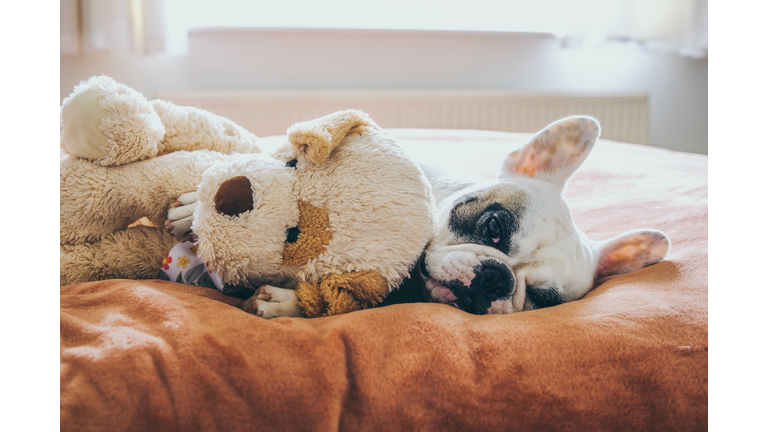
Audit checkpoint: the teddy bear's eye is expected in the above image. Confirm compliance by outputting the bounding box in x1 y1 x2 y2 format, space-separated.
286 159 298 169
286 226 300 243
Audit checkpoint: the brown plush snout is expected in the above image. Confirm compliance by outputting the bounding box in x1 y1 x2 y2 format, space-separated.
214 176 253 217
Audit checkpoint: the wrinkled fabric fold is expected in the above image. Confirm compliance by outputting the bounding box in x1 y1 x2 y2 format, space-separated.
61 132 707 432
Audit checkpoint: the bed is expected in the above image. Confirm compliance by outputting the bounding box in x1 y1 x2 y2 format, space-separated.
60 129 708 431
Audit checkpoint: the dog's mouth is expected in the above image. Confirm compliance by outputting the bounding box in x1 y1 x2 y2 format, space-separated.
420 258 494 314
419 258 432 280
419 255 514 315
419 258 460 308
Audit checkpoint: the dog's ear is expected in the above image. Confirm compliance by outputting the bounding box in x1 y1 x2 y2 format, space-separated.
593 229 670 284
499 116 600 188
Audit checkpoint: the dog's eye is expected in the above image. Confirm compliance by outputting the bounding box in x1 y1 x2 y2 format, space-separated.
487 216 502 244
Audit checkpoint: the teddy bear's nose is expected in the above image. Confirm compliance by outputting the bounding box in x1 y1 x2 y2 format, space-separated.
214 176 253 217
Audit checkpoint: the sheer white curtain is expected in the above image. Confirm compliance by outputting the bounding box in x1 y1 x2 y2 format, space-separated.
60 0 167 55
60 0 707 58
514 0 707 58
615 0 707 58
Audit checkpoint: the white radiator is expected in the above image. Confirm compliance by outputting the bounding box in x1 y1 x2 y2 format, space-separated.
156 91 649 144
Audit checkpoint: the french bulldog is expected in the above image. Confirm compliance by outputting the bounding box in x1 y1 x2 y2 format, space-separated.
385 115 670 314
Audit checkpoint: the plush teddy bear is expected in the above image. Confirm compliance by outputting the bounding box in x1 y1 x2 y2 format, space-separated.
60 76 435 318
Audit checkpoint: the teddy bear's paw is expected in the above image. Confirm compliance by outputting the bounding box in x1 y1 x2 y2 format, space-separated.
244 286 303 318
61 76 164 166
166 191 198 240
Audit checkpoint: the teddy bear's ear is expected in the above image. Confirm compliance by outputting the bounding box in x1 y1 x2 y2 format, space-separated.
287 110 381 164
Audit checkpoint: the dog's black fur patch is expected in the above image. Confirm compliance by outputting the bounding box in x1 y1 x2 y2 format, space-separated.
447 185 528 256
378 266 428 306
526 282 563 309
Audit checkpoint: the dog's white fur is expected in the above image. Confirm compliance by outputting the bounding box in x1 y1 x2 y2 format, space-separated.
417 116 670 314
169 116 670 316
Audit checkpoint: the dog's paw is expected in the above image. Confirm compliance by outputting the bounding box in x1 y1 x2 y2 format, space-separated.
243 286 303 319
165 191 198 241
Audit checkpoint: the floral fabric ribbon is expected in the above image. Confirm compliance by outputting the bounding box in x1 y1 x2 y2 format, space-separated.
158 241 245 295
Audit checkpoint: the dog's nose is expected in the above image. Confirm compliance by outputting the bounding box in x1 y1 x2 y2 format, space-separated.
449 260 515 315
472 260 514 304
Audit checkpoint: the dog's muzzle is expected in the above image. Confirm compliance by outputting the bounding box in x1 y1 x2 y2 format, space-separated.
424 258 515 315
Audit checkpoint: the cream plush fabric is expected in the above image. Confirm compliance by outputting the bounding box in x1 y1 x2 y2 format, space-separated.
60 76 260 166
60 76 435 317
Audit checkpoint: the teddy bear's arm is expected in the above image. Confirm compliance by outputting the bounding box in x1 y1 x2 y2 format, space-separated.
239 272 389 319
151 100 262 156
60 76 262 167
60 225 177 285
166 191 199 241
60 151 228 245
243 286 303 318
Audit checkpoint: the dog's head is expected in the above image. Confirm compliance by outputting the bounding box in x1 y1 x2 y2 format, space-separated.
420 116 670 314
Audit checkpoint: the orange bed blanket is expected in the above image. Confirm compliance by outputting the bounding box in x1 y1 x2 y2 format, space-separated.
61 130 708 431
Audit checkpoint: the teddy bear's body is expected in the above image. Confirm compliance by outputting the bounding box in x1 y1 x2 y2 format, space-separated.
60 76 435 318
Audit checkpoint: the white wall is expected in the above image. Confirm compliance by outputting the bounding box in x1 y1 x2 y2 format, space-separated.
60 28 707 154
